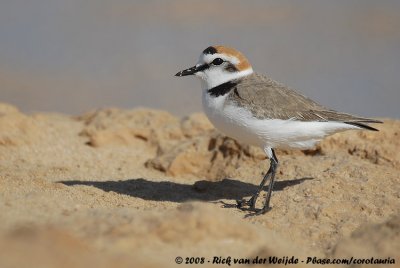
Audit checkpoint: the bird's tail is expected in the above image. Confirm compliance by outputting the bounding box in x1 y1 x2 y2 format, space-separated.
344 119 383 131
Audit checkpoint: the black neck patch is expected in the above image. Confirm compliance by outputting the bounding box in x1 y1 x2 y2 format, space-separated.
203 46 217 55
207 81 238 97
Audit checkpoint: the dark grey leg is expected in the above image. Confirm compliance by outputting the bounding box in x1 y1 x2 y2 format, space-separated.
237 148 279 215
251 152 278 216
236 159 274 209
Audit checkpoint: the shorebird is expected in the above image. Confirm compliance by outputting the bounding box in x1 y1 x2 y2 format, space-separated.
175 45 382 216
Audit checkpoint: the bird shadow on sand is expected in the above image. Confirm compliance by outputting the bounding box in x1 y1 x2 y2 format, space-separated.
59 177 313 203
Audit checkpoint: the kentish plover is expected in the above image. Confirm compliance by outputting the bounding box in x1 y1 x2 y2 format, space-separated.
175 45 382 216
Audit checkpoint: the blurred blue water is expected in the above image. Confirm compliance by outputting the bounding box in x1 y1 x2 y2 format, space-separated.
0 0 399 118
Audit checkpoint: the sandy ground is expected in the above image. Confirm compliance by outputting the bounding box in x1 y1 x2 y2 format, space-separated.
0 102 399 268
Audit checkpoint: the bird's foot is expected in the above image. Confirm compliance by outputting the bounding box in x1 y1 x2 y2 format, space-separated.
244 205 272 218
222 197 273 217
221 195 257 210
220 201 237 208
236 195 257 210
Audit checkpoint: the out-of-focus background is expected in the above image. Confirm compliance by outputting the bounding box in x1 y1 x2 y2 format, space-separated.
0 0 399 117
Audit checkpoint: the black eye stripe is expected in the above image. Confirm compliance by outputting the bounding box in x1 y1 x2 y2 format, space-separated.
224 62 238 72
196 63 209 71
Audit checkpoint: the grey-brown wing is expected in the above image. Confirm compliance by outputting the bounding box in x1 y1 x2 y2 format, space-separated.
229 73 382 125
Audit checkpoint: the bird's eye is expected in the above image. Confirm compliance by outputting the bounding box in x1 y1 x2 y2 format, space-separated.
212 58 224 65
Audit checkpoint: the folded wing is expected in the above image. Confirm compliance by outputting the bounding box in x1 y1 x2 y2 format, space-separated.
230 73 383 130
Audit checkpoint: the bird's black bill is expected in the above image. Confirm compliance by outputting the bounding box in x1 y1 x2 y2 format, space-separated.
175 64 208 77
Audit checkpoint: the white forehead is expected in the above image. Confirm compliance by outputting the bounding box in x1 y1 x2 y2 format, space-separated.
198 52 240 65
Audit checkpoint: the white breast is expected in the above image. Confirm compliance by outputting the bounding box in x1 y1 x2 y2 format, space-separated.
202 89 359 150
202 90 265 147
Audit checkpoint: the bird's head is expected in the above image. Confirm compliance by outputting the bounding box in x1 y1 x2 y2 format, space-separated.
175 45 253 88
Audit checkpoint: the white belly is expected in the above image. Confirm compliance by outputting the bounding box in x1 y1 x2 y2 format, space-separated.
202 90 358 150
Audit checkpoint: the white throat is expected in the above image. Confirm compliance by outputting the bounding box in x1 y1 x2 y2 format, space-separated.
198 68 253 90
